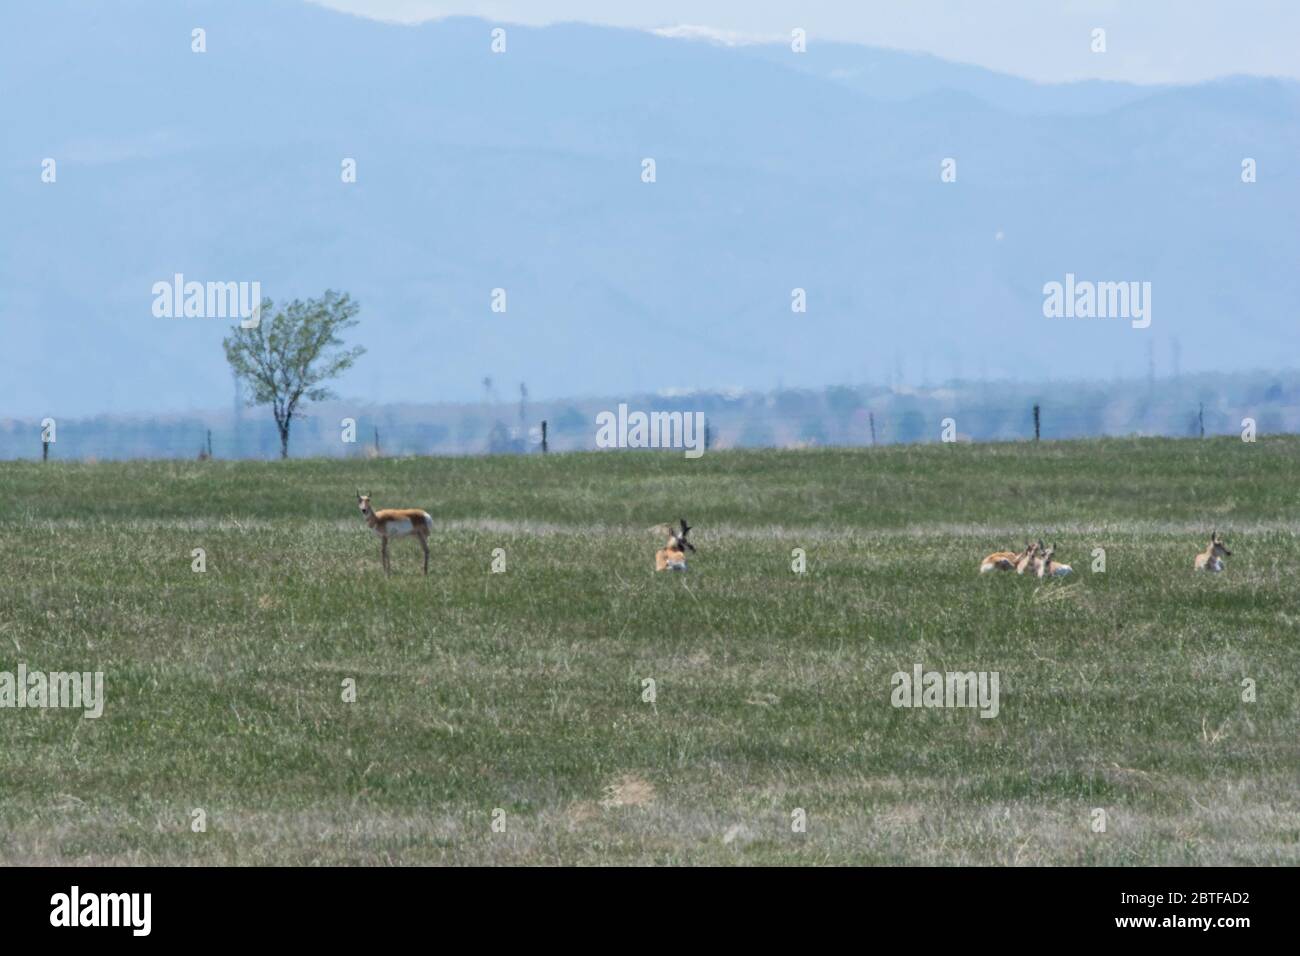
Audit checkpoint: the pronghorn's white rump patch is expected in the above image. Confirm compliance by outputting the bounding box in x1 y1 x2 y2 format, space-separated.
390 512 434 532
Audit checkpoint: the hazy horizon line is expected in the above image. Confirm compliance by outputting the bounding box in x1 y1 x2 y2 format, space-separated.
9 365 1298 425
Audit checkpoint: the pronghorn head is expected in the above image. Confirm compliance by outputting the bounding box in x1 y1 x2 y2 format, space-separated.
356 490 373 516
1041 543 1056 564
1210 531 1232 557
1015 541 1039 571
670 519 696 553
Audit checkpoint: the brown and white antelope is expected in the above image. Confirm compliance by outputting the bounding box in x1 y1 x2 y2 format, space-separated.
357 491 433 575
1036 543 1073 578
1194 531 1232 572
981 541 1033 573
653 519 695 572
1016 541 1043 575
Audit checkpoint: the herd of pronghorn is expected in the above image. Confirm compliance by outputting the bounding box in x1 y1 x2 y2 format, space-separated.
979 540 1072 577
979 532 1232 576
355 492 1233 577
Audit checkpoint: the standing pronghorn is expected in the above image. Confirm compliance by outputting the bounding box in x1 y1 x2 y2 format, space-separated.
357 491 433 575
1194 531 1232 572
653 519 696 572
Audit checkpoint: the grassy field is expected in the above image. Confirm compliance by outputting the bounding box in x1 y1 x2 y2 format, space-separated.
1 436 1297 865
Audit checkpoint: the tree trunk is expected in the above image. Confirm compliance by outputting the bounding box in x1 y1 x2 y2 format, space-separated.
279 424 290 459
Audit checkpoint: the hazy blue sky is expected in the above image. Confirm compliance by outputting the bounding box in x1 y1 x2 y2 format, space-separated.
312 0 1300 84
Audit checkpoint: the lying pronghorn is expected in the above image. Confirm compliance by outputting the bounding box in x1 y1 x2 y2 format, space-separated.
653 519 695 572
357 491 433 575
1036 543 1072 577
981 541 1034 573
1016 541 1042 575
1194 531 1232 572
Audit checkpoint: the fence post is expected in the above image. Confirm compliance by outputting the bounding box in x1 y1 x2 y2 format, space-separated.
541 420 548 454
869 412 877 447
1033 404 1041 442
42 438 49 462
1198 403 1205 438
373 426 380 456
704 419 711 452
207 429 213 458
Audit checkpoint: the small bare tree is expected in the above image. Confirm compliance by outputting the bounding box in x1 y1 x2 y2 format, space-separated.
222 290 364 459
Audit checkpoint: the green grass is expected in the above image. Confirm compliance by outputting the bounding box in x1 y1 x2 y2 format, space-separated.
1 436 1297 864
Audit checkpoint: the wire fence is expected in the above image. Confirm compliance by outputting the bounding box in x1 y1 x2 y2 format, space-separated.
4 386 1297 461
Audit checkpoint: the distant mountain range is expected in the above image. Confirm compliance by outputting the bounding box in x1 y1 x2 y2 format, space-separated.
2 0 1298 419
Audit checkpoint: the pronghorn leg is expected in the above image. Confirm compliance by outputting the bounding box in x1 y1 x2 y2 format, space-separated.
419 534 429 575
382 537 390 574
